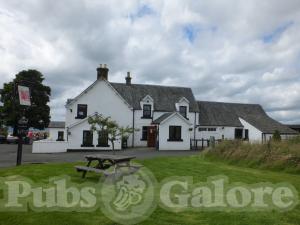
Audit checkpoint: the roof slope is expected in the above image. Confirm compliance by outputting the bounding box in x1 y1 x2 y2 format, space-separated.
48 121 65 128
110 83 199 112
198 101 297 134
152 112 173 124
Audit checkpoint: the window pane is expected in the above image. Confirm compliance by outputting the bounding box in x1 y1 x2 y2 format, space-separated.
142 126 148 140
98 130 108 146
169 126 181 141
77 104 87 118
179 106 187 118
57 131 64 141
143 104 151 118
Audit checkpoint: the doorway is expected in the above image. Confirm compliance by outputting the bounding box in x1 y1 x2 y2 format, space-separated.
147 126 157 147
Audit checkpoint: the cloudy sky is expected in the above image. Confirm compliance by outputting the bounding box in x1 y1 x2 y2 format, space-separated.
1 0 300 124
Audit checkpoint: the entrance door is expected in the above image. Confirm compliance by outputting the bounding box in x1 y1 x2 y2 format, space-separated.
147 126 157 147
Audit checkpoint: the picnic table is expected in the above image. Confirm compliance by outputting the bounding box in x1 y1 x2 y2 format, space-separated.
75 154 141 178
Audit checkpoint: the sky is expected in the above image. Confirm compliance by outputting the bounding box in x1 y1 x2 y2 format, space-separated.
0 0 300 124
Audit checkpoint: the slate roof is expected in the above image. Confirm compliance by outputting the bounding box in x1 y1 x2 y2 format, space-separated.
152 112 173 124
110 83 199 112
197 101 298 134
48 121 65 128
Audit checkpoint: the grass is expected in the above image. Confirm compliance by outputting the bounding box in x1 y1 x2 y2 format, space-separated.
205 137 300 174
0 155 299 225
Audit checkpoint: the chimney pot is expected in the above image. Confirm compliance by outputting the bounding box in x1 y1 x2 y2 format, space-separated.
97 64 109 80
125 72 132 85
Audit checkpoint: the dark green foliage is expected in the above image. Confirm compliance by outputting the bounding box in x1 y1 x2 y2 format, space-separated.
272 130 281 142
0 70 51 130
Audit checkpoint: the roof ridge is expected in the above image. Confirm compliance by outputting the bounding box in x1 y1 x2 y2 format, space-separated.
110 82 192 89
197 100 261 106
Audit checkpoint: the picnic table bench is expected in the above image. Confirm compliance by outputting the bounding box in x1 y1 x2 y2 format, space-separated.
75 154 141 178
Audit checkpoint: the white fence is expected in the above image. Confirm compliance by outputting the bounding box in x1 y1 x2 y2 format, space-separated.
32 140 68 153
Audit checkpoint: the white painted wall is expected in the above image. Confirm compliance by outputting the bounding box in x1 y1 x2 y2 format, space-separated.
196 126 238 140
48 128 65 141
66 81 132 129
65 81 131 150
133 111 197 147
32 140 67 153
64 79 199 151
158 114 191 150
67 118 121 150
239 118 262 143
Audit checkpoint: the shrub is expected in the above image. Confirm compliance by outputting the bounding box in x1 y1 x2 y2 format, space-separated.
272 130 281 142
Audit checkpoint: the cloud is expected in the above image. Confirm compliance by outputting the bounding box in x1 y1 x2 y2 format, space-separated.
0 0 300 124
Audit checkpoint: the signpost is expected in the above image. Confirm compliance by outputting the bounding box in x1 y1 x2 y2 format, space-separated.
15 83 32 166
16 116 28 166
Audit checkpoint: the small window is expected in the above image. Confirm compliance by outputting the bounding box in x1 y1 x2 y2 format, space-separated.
168 126 182 141
142 104 152 118
198 128 207 132
208 128 217 132
76 104 87 119
179 106 187 118
82 130 93 147
57 131 64 141
141 126 149 140
97 130 109 147
245 129 249 140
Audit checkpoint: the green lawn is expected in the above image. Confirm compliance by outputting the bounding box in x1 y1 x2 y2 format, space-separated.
0 155 300 225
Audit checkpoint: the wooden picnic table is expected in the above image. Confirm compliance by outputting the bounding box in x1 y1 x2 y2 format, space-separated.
75 154 140 178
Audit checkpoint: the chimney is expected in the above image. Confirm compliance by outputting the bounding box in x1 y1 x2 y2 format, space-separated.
97 64 109 80
125 72 132 85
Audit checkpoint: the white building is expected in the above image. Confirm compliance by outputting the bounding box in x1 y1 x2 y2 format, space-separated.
33 65 298 153
47 121 66 141
64 65 199 151
196 101 298 143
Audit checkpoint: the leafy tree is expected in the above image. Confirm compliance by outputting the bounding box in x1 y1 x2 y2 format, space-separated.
88 114 137 154
1 70 51 133
272 130 281 142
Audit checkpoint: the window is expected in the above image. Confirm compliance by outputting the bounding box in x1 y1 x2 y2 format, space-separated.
235 128 243 139
179 106 187 118
82 130 93 147
76 104 87 119
57 131 64 141
198 128 207 132
245 129 249 140
142 104 152 118
168 126 182 141
97 130 109 147
208 128 217 132
141 126 149 140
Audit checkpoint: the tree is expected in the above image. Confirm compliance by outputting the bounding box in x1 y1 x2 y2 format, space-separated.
1 70 51 133
272 130 281 142
88 114 137 154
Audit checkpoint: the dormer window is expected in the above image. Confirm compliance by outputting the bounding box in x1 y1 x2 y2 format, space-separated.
142 104 152 118
176 97 190 119
76 104 87 119
179 106 187 118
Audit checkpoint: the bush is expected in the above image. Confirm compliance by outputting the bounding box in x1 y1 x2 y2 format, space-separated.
272 130 281 142
0 127 8 137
